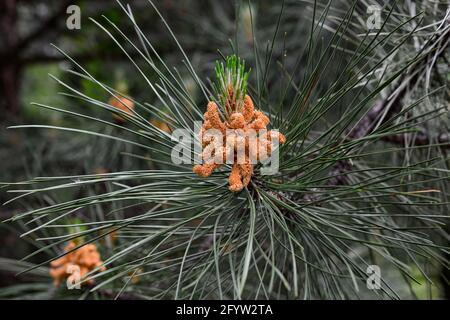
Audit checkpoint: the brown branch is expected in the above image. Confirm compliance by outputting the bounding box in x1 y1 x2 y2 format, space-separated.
382 131 450 147
327 23 450 186
13 0 73 55
348 27 450 140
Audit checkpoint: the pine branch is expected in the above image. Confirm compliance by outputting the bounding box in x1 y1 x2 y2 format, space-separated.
4 0 449 300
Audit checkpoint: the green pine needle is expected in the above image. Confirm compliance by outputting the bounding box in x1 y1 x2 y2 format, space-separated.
213 55 251 119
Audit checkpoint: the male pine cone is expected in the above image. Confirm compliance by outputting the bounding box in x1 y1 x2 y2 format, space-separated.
193 94 285 192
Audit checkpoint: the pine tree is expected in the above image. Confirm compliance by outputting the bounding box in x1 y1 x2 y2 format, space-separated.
1 0 449 299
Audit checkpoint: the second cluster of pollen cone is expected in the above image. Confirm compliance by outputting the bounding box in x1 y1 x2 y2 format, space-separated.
49 241 106 287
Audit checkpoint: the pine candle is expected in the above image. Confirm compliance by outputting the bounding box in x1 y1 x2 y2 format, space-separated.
193 56 286 192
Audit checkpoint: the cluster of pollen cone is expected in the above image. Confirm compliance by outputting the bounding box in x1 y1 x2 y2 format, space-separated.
193 91 285 192
50 241 106 287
